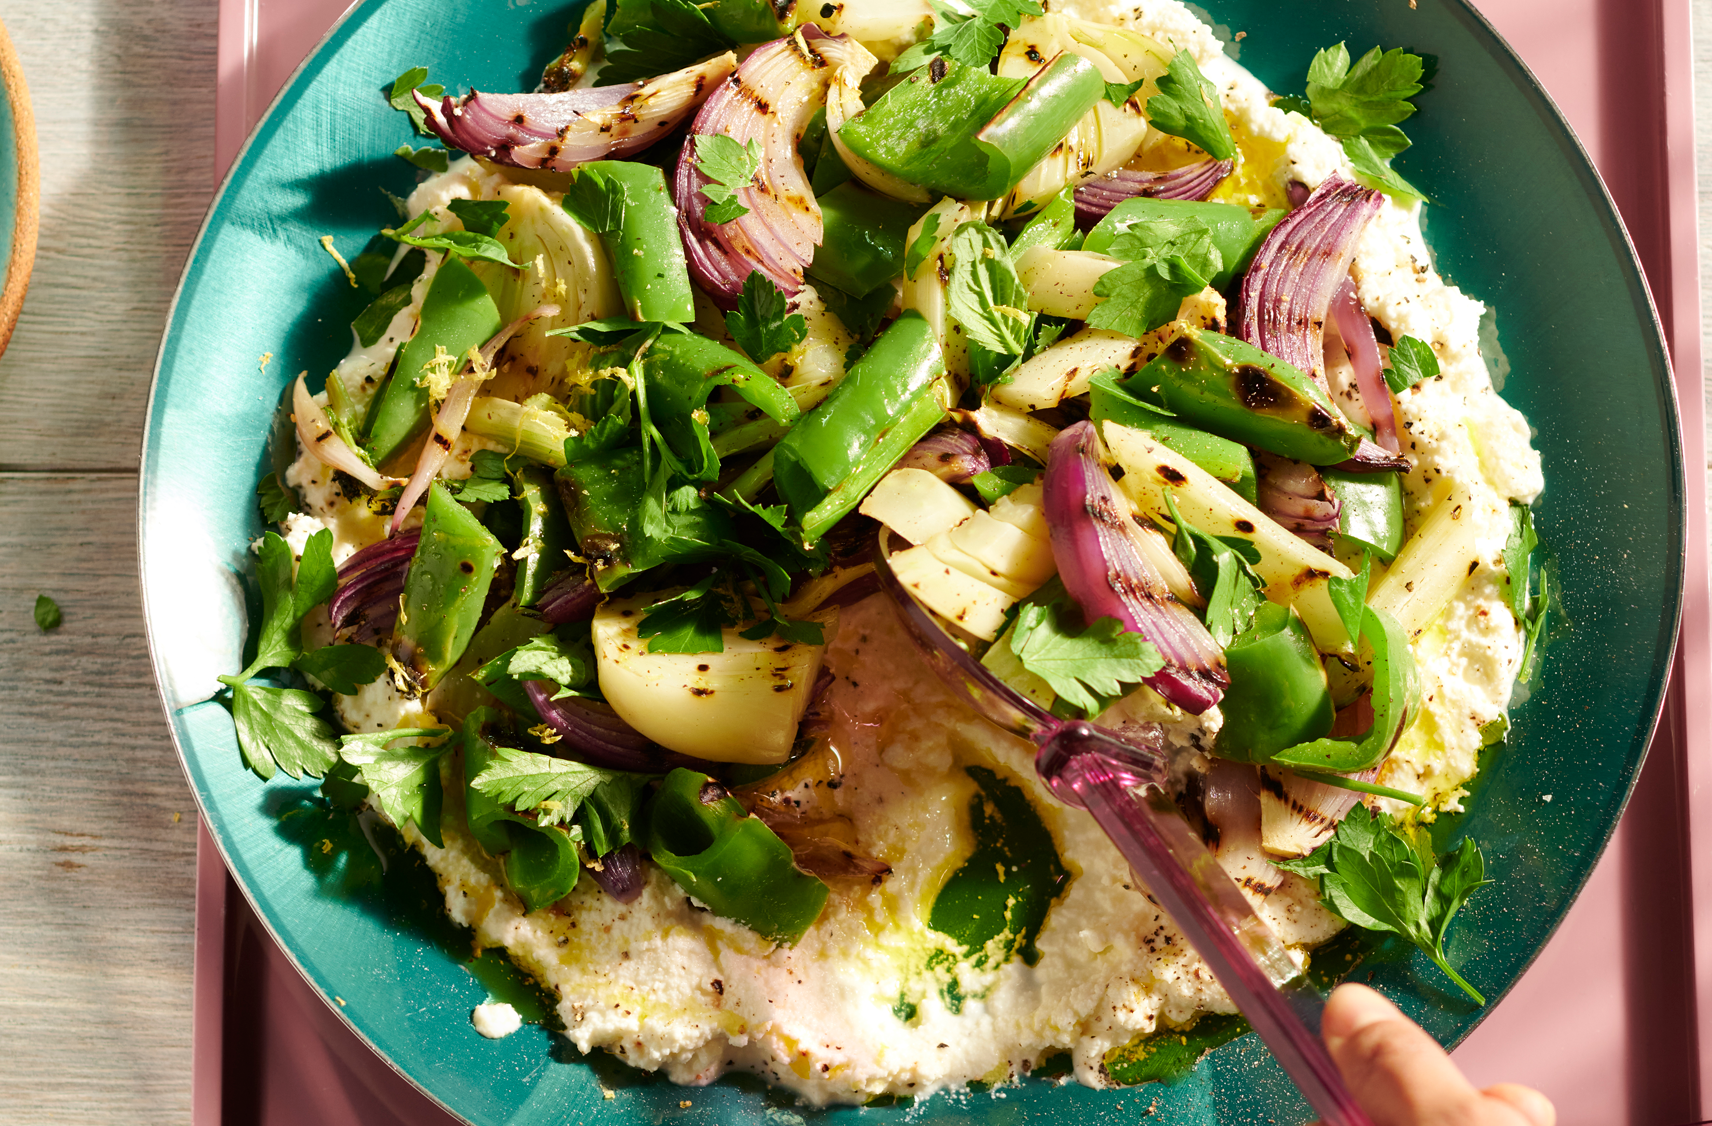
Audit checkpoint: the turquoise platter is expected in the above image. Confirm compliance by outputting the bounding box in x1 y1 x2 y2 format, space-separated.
140 1 1684 1123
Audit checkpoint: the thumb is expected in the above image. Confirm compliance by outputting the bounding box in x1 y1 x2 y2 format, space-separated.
1320 984 1546 1126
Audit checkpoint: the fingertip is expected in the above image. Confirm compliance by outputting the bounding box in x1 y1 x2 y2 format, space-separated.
1485 1083 1556 1126
1321 983 1404 1052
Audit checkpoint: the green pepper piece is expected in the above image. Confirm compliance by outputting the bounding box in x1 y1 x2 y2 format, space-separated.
1269 605 1420 774
365 256 502 468
771 310 947 544
1126 325 1362 465
394 482 504 689
806 181 929 298
557 449 740 589
1008 186 1081 257
644 768 828 944
567 161 696 323
1089 371 1257 504
1216 602 1335 763
513 466 574 606
837 54 1103 201
1321 467 1404 562
1082 199 1285 290
462 709 583 911
640 332 800 480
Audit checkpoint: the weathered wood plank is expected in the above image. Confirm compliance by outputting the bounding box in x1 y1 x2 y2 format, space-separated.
0 474 196 1121
0 4 217 471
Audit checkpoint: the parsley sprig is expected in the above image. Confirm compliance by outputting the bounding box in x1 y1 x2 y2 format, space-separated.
1006 581 1164 715
695 135 762 225
890 0 1045 74
1088 216 1223 338
338 727 454 846
1382 335 1439 393
1276 804 1490 1003
1278 43 1428 201
1146 51 1236 161
726 271 807 363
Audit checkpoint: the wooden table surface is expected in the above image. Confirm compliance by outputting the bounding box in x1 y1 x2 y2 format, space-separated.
0 2 1708 1123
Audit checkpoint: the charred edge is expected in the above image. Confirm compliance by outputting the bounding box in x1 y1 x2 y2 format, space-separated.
1165 335 1194 366
1235 364 1286 411
929 56 948 83
1157 465 1188 486
1234 519 1256 533
1306 406 1337 432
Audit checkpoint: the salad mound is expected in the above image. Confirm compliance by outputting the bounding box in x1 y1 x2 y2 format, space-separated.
227 0 1546 1104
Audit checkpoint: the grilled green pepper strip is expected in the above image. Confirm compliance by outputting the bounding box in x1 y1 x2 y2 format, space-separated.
807 181 929 298
1127 325 1362 465
837 54 1103 201
1322 467 1404 562
1089 370 1257 504
1270 605 1421 773
1082 199 1284 290
772 310 947 544
567 161 695 323
645 768 827 944
1215 602 1335 763
641 332 800 480
394 482 504 689
462 709 583 912
513 466 574 606
364 256 501 467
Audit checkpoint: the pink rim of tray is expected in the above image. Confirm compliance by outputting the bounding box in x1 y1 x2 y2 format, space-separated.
195 1 1712 1122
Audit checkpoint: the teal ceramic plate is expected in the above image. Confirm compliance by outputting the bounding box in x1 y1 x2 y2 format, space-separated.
0 20 37 356
141 2 1684 1122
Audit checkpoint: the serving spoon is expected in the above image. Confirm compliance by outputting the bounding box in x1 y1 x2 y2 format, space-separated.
873 534 1372 1126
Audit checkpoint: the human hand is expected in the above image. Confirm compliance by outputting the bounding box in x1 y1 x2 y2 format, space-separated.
1317 984 1555 1126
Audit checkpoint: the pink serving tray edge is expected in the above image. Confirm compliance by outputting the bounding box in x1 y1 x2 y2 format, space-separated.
197 1 1712 1122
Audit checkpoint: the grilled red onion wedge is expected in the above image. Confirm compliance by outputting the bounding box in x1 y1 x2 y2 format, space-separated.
1204 759 1285 903
415 54 736 172
1237 174 1382 391
293 373 401 492
895 428 991 483
675 27 874 305
1330 278 1402 454
1255 453 1340 551
1073 159 1233 227
1043 421 1227 714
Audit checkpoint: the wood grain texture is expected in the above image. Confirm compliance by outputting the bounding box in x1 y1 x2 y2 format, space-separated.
0 3 216 472
0 475 198 1121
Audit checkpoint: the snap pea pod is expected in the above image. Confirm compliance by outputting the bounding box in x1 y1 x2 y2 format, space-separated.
462 709 583 912
771 310 948 545
394 482 504 689
1268 605 1420 774
1088 370 1257 504
365 256 501 467
1126 325 1362 465
644 768 828 945
837 54 1104 201
1322 467 1404 562
566 161 696 324
1008 186 1081 257
807 181 929 298
641 332 800 480
512 466 574 607
1082 198 1284 290
1215 602 1335 763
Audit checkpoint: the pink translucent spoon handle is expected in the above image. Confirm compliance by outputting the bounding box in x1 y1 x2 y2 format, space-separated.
1036 722 1374 1126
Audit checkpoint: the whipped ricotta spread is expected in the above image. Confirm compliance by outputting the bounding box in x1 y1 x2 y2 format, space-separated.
290 0 1542 1104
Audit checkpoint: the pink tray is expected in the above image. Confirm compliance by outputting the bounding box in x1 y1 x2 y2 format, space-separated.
196 2 1711 1122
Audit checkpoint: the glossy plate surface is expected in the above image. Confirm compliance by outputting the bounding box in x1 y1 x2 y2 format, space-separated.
141 1 1684 1122
0 19 37 355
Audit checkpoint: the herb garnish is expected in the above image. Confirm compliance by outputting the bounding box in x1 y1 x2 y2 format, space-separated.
387 67 444 135
446 449 513 505
889 0 1046 74
1275 804 1490 1003
33 593 61 632
469 745 627 831
385 210 518 268
1278 43 1427 201
337 727 454 846
1145 51 1236 161
726 270 807 362
597 0 734 86
1088 217 1222 338
694 135 762 225
1383 334 1439 393
948 221 1034 360
394 144 449 174
1009 582 1164 714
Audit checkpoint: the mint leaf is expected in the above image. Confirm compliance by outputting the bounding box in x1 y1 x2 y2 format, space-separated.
33 593 61 632
695 134 762 225
1010 592 1163 715
242 529 335 676
1383 334 1439 393
339 727 453 845
1161 492 1263 647
726 270 807 362
388 67 445 136
470 744 620 830
948 221 1034 358
579 772 654 855
1145 51 1236 161
225 683 342 781
385 220 518 268
637 575 740 654
1327 552 1372 649
394 144 449 173
448 198 511 239
295 643 388 695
